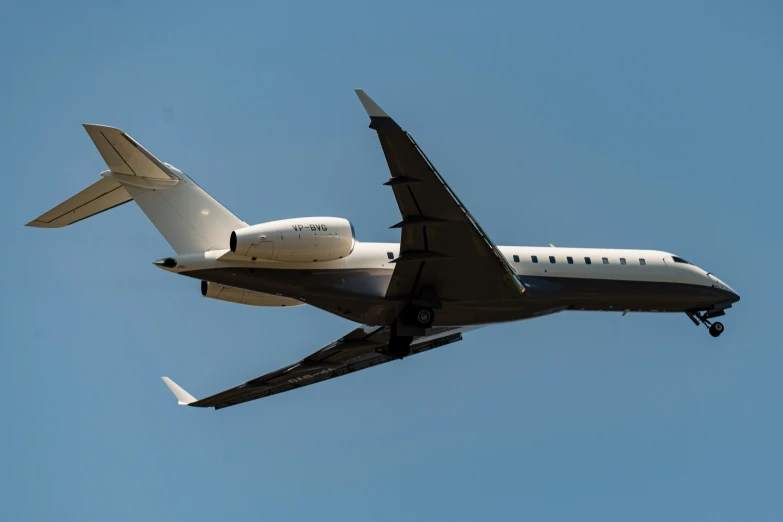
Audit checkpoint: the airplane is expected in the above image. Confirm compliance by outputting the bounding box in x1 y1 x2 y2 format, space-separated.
27 90 740 410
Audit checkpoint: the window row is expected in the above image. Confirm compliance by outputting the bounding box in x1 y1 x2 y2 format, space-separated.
512 254 646 266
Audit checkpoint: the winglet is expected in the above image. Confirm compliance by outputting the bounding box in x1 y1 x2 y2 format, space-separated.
354 90 400 130
161 377 197 405
355 89 389 117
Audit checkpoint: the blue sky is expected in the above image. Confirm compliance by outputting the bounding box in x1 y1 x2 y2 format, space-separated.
2 1 782 520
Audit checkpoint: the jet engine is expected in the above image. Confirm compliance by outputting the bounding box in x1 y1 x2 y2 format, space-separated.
229 217 355 262
201 281 303 307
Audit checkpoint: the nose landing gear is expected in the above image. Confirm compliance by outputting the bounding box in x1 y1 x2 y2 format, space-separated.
686 311 725 338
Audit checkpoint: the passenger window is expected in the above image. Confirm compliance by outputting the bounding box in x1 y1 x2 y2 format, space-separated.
639 258 646 266
549 256 556 264
531 255 538 263
585 257 591 265
387 252 394 260
602 257 609 264
513 255 520 263
620 258 627 265
567 256 573 264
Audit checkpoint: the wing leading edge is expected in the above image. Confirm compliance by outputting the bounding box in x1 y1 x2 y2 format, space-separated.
162 326 464 410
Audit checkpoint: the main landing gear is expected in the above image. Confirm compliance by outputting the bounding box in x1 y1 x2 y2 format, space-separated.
387 322 413 359
686 310 725 338
386 305 436 359
411 306 434 328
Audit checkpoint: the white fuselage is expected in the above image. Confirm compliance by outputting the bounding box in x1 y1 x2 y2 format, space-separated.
497 245 732 290
160 241 736 297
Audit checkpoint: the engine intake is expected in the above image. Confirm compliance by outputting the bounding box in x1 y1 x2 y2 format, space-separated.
230 217 355 262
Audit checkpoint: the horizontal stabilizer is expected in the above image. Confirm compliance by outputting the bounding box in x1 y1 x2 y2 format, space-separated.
161 377 197 406
26 177 131 228
83 124 175 180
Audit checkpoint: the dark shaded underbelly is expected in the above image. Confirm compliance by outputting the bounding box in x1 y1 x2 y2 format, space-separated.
184 268 734 326
524 275 733 313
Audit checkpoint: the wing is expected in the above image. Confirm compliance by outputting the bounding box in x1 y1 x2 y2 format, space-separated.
162 326 464 410
355 90 524 305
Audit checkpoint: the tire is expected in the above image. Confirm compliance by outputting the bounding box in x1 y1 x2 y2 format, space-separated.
388 321 413 358
709 322 724 338
388 337 412 358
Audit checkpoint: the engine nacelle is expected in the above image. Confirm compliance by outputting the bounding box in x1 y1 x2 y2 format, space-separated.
229 217 355 262
201 281 303 307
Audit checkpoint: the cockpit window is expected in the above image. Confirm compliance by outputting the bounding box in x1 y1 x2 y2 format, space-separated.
672 256 690 264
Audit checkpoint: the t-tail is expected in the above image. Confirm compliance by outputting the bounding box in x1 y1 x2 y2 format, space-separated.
26 124 247 254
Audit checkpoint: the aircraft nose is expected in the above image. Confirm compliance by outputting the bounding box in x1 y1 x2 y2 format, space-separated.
708 273 739 303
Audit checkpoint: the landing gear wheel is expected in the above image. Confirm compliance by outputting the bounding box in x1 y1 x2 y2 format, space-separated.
387 321 413 359
415 307 434 328
709 322 724 338
388 338 412 358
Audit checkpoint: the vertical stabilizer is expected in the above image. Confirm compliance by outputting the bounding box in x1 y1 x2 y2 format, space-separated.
122 170 248 254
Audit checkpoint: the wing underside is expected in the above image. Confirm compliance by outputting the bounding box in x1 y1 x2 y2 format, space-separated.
163 326 463 410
